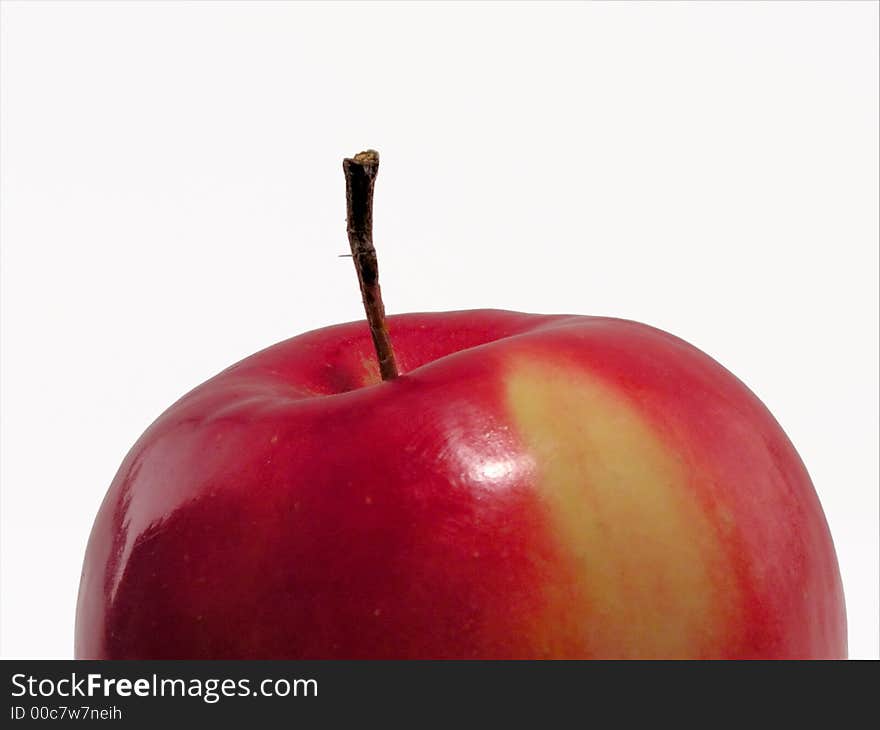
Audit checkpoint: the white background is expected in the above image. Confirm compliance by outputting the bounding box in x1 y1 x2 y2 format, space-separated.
1 1 877 659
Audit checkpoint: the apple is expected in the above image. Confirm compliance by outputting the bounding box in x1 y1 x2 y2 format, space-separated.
74 152 845 659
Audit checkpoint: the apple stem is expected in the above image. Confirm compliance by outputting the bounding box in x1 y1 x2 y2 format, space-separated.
343 149 399 381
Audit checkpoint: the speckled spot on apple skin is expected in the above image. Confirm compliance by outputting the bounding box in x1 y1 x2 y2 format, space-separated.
360 355 381 387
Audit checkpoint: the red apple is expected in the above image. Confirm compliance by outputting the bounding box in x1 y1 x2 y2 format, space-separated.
74 151 845 658
74 309 845 659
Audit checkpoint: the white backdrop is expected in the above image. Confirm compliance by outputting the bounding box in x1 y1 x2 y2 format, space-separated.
2 1 877 659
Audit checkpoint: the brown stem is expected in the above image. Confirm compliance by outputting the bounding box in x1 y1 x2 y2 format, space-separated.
343 149 399 381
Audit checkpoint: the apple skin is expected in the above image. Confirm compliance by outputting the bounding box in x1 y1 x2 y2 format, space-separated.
75 309 846 659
